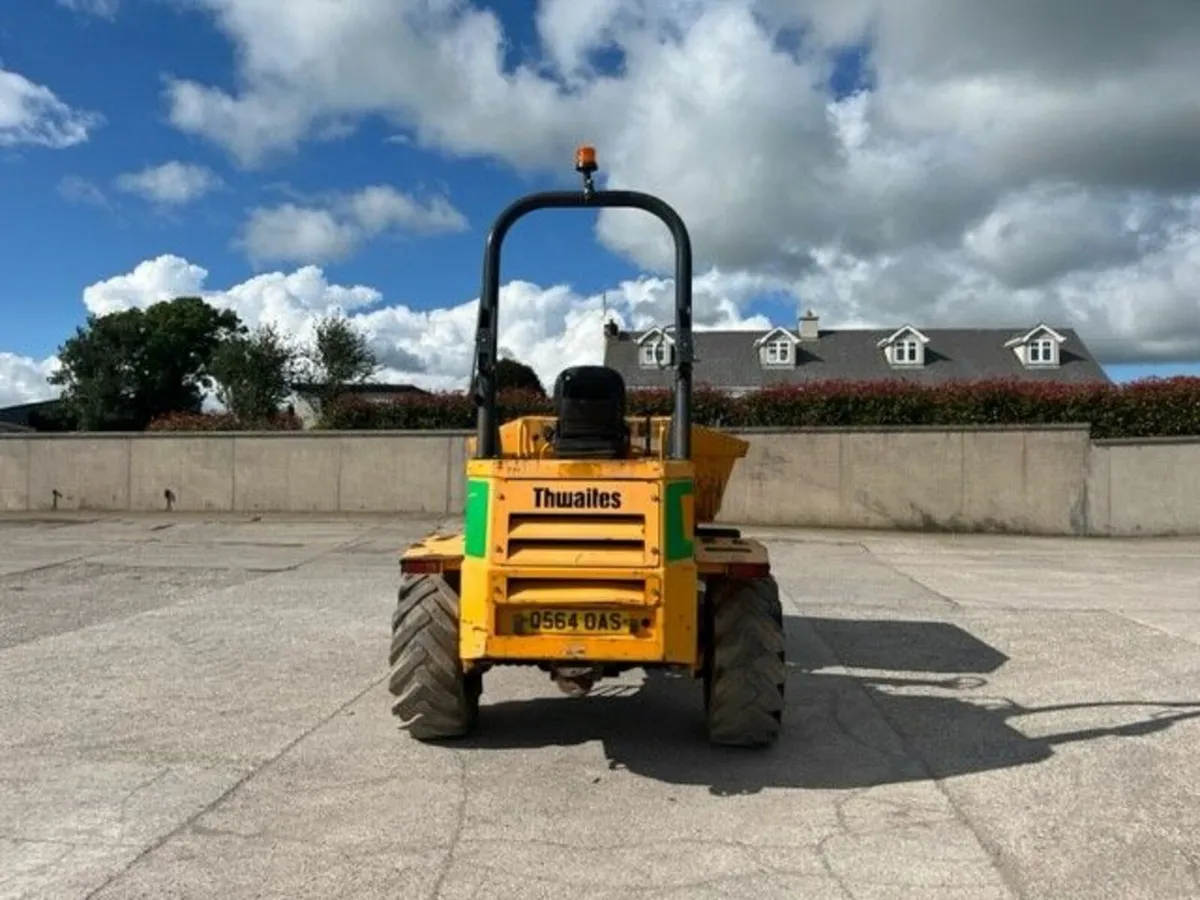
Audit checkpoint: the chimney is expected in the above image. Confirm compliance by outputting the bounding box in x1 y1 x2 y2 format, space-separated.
603 319 619 339
799 309 819 341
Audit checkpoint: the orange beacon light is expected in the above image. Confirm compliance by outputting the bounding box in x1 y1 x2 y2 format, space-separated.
575 145 598 173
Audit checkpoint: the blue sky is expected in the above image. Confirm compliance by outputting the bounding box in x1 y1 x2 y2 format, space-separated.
1 0 1198 405
1 1 654 361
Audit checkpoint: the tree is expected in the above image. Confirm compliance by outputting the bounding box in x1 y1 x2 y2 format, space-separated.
303 312 379 408
210 324 299 424
50 296 243 430
496 358 545 396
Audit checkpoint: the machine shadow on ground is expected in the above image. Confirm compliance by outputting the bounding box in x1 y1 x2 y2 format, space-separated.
459 616 1200 796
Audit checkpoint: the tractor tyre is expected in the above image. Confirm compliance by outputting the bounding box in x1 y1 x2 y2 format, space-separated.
703 575 786 747
388 572 481 741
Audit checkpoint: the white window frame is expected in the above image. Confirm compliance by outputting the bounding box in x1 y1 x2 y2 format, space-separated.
1027 338 1057 365
639 340 673 367
893 338 921 364
761 338 793 366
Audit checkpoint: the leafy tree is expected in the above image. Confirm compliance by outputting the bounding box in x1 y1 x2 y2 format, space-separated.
496 357 545 396
210 324 300 423
303 312 379 408
26 402 78 432
50 296 243 430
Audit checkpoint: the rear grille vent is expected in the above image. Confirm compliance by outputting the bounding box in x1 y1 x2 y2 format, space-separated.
505 513 647 567
505 578 649 606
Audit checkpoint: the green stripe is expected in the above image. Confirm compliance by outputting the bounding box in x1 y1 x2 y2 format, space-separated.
464 478 489 558
664 479 694 561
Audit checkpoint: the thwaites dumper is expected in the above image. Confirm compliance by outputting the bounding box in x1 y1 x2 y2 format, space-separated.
388 147 786 747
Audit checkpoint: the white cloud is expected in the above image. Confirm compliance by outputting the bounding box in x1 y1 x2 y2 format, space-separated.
153 0 1200 363
81 255 209 316
56 0 119 19
346 186 465 235
238 185 468 265
114 161 222 205
2 255 772 403
0 65 102 148
5 226 1199 410
792 199 1200 364
0 354 60 408
239 205 359 267
535 0 629 79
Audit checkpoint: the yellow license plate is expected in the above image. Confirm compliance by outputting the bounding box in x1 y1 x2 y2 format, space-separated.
510 609 633 635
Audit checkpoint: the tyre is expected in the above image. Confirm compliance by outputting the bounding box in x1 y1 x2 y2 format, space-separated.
703 575 786 747
388 572 481 741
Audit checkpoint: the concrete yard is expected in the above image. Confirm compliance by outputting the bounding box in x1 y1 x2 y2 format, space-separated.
1 514 1198 900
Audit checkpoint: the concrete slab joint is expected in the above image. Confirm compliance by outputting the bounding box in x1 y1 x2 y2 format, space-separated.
2 516 1199 897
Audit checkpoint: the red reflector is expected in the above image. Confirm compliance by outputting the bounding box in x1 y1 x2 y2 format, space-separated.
400 558 442 574
728 562 770 579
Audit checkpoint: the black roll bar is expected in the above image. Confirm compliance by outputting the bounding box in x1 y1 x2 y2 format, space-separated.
471 149 694 460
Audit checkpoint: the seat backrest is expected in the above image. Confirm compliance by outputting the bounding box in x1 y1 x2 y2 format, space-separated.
552 366 630 459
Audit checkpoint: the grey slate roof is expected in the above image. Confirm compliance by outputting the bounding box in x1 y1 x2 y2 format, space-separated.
602 324 1112 389
0 399 60 428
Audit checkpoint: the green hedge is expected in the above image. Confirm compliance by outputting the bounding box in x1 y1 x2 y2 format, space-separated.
307 377 1200 439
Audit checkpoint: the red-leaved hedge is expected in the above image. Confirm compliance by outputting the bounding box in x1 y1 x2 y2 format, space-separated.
304 376 1200 439
147 410 303 432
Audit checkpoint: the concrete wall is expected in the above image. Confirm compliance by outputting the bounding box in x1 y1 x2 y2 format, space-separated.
1 427 1198 536
1085 437 1200 536
716 426 1092 535
0 432 465 516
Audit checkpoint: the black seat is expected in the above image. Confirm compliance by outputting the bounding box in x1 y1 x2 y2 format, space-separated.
551 365 630 459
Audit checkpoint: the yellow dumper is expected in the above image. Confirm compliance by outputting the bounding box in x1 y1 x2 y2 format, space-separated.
388 148 786 747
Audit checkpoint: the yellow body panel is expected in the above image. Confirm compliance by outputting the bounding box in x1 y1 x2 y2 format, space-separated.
398 418 766 673
455 455 699 667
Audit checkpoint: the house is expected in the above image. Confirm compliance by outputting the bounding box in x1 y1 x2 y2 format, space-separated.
602 311 1111 392
287 382 430 427
0 398 66 432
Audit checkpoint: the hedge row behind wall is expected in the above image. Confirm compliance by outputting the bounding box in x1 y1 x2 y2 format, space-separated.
306 376 1200 438
145 377 1200 438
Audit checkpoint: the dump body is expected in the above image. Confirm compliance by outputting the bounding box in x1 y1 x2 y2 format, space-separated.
467 416 749 522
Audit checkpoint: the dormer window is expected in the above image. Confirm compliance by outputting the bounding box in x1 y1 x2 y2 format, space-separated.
754 327 800 368
636 327 675 368
877 325 929 367
639 341 673 366
1005 324 1065 368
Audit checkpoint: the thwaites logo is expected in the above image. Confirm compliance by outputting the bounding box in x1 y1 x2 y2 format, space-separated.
532 486 623 509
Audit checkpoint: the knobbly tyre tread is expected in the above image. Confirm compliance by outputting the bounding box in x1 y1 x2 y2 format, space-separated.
388 572 481 741
703 574 786 747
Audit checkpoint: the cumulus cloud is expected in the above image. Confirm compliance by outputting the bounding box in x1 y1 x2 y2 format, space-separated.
80 255 210 316
0 65 102 148
239 206 359 267
114 161 222 205
4 255 772 403
0 354 60 408
7 232 1198 408
153 0 1200 363
237 185 468 265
